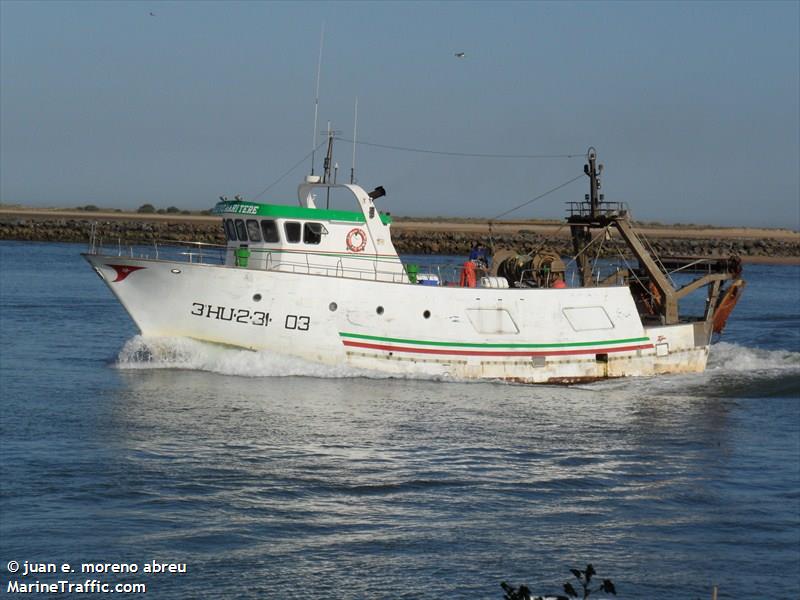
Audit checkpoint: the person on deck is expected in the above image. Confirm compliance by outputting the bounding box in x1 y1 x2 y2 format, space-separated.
468 243 490 269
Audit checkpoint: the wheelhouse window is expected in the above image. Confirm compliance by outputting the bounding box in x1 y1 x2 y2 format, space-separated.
303 222 325 245
261 219 280 243
223 219 237 241
235 219 248 241
284 221 301 243
246 219 262 242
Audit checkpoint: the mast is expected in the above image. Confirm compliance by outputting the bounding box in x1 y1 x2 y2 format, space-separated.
351 97 358 184
570 148 602 287
323 124 334 208
584 146 602 218
310 23 325 176
568 147 680 324
323 122 333 183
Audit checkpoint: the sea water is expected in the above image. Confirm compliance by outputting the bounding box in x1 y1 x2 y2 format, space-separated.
0 241 798 599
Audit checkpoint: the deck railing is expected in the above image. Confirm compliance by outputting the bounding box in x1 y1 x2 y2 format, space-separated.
89 236 228 265
89 237 658 292
87 237 472 285
566 200 629 219
92 237 649 290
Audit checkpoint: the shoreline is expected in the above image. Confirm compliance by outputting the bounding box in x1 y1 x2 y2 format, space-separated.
1 207 798 264
1 206 797 238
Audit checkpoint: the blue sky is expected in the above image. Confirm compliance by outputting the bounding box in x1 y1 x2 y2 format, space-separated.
1 1 798 227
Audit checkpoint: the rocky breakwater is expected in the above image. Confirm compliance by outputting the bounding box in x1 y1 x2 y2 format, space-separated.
391 228 800 261
0 216 225 246
0 211 798 263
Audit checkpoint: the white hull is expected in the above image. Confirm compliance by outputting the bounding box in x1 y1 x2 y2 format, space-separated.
85 254 711 384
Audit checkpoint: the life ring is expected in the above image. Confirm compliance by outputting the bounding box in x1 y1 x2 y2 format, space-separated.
346 228 367 252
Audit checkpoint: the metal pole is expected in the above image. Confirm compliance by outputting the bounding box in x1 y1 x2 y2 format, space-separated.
586 147 599 218
310 23 324 175
351 96 358 183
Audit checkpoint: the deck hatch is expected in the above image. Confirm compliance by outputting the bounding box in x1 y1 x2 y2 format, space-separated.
562 306 614 331
465 308 519 334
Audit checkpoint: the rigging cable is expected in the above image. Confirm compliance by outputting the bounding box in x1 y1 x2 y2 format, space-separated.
489 173 585 221
333 136 587 229
612 246 655 300
636 226 676 287
334 137 582 159
563 226 610 286
527 221 568 259
252 140 327 201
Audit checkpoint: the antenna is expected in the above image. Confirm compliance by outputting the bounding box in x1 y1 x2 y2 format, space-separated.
324 122 336 208
323 121 333 184
310 23 325 176
351 96 358 184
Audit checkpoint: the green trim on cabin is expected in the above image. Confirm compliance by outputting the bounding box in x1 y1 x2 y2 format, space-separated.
338 331 650 349
212 201 392 225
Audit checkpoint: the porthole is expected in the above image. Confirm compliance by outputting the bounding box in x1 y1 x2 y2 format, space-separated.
253 293 262 302
376 306 384 315
329 302 338 312
423 310 431 319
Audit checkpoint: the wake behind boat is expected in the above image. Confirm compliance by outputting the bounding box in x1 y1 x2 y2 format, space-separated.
84 141 744 384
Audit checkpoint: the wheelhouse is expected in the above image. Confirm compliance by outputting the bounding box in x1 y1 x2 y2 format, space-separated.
211 184 407 282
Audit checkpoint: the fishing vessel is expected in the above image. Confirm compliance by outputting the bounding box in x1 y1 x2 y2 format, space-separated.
84 143 744 383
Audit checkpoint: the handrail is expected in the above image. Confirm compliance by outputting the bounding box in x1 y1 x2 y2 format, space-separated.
90 236 505 286
154 238 229 250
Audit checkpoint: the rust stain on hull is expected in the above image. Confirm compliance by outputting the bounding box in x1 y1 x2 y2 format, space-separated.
545 375 617 385
503 375 621 385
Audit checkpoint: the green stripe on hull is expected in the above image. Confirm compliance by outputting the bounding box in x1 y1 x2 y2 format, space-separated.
212 201 392 224
339 331 650 349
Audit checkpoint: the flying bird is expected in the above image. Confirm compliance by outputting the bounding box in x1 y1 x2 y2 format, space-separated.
149 12 156 16
454 52 465 58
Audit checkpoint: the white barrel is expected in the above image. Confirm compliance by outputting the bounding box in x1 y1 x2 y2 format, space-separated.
479 276 509 288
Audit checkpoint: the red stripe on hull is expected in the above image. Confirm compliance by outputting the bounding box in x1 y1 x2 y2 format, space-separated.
107 264 146 282
342 340 654 357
